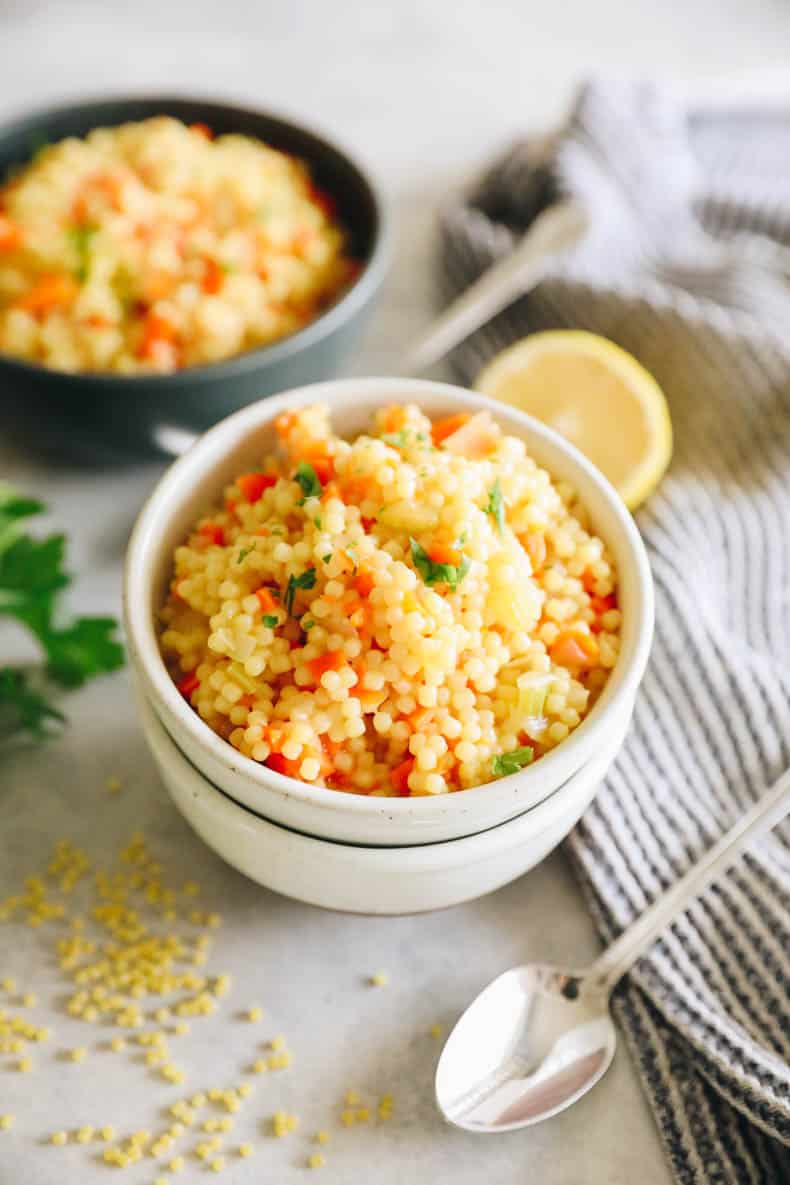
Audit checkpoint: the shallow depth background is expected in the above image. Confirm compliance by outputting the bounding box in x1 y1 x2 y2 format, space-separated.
3 2 790 1183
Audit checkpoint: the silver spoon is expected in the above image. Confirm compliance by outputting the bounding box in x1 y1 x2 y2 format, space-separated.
436 766 790 1132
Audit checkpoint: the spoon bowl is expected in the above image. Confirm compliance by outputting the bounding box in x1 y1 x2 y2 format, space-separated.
435 965 615 1131
435 766 790 1132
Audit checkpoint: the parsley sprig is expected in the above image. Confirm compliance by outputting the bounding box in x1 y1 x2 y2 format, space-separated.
486 479 505 534
409 538 470 591
284 567 317 615
0 486 124 741
295 461 322 503
66 224 97 284
491 746 534 777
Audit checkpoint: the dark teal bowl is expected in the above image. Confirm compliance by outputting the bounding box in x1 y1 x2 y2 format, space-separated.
0 96 389 460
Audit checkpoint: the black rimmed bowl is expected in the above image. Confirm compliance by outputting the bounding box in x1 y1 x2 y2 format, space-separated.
0 96 389 461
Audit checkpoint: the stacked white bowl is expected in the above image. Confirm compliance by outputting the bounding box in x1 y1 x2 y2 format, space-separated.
124 379 654 914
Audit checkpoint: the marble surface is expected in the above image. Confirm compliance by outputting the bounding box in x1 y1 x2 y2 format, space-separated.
3 2 790 1182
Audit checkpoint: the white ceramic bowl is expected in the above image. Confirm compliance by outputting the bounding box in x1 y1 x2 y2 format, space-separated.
124 378 653 846
139 689 632 914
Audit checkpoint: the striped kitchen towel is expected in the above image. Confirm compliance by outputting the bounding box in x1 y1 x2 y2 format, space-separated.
439 81 790 1184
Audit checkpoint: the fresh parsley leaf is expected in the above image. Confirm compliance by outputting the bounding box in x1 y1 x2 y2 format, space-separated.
0 668 65 741
236 546 253 564
43 618 124 689
322 553 332 564
491 746 534 777
409 538 471 592
262 614 279 629
486 479 505 534
302 619 315 631
381 430 409 449
66 224 97 284
0 488 124 742
284 567 317 615
295 461 322 502
458 530 468 546
313 515 322 530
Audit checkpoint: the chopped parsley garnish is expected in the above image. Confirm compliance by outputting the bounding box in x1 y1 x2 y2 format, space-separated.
491 746 534 777
236 546 254 564
302 619 315 631
381 430 409 449
284 567 317 615
262 614 279 629
409 538 471 591
322 553 332 564
295 461 322 502
313 515 322 530
67 224 97 284
486 479 505 534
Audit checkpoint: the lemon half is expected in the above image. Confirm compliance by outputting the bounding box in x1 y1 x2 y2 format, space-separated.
474 330 672 509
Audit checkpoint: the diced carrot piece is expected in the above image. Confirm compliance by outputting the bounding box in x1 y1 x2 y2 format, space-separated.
428 542 462 567
237 472 277 503
176 672 200 700
142 271 178 303
202 257 223 295
190 122 214 139
84 314 111 329
440 411 498 458
431 412 470 445
265 753 302 779
355 569 375 597
361 516 375 533
523 532 547 572
0 214 22 252
390 757 415 796
137 312 177 360
551 630 600 668
305 453 334 484
357 688 386 711
320 480 341 505
589 593 617 615
97 172 124 210
275 411 298 438
17 272 78 315
581 569 598 595
308 650 348 681
198 522 225 546
255 587 279 614
381 405 407 434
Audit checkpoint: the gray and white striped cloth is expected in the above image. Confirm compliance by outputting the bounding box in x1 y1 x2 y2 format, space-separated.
439 81 790 1185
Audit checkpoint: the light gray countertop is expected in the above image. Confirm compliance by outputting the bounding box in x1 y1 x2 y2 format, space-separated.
3 2 790 1182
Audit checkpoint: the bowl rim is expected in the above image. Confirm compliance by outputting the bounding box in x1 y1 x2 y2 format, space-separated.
0 92 390 386
124 376 654 824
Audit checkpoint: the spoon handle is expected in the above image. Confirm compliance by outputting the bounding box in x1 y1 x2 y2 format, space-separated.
403 200 588 375
589 766 790 993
